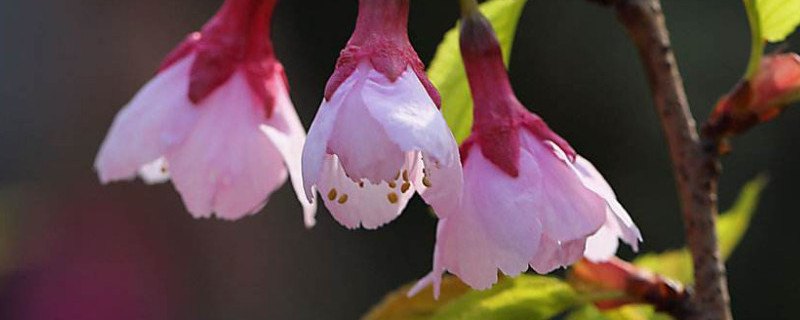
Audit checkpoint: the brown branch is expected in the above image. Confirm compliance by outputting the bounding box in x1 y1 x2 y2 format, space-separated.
589 0 731 319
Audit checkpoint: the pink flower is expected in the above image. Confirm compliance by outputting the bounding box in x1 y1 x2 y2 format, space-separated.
410 7 640 297
301 0 462 229
94 0 315 223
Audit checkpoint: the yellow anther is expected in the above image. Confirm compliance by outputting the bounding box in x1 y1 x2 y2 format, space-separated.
337 194 348 204
327 188 338 201
402 170 409 182
160 166 167 173
387 193 399 204
358 181 364 188
422 176 432 188
394 171 401 180
401 182 411 193
388 181 397 189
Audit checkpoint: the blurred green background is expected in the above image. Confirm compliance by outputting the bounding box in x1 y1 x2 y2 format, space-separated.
0 0 798 319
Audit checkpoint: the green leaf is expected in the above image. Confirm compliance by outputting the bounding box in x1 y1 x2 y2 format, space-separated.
632 249 694 285
633 177 768 284
431 275 581 320
756 0 800 42
427 0 528 144
717 175 768 258
361 276 471 320
568 304 675 320
743 0 800 78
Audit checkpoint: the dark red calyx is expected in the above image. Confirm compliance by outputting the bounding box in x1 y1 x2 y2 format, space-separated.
459 7 575 177
323 0 441 107
158 0 284 115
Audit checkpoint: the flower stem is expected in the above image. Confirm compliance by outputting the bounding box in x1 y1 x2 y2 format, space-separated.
743 0 764 80
588 0 731 319
459 0 479 18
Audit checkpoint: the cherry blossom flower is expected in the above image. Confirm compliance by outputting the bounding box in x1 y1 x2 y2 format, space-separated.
95 0 315 224
301 0 462 229
410 5 640 297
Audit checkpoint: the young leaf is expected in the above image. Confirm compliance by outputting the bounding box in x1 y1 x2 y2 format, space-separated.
361 276 471 320
431 275 581 320
756 0 800 42
717 175 768 258
427 0 527 143
743 0 800 78
633 177 767 284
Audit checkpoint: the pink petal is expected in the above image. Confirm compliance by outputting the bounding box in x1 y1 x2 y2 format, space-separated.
260 76 317 227
521 131 606 242
167 71 288 220
301 65 363 200
94 55 199 183
463 144 543 261
315 154 417 229
415 146 543 292
360 65 458 169
572 156 642 256
325 68 406 184
359 64 463 217
530 236 586 274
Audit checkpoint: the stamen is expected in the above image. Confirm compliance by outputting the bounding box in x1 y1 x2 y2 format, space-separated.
358 181 364 188
388 181 397 189
337 194 348 204
401 182 410 193
160 165 167 173
402 170 409 182
422 176 432 188
387 193 398 204
394 171 401 180
327 188 338 201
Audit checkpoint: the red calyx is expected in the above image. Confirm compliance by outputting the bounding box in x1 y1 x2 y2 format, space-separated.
159 0 287 117
323 0 441 107
458 8 575 177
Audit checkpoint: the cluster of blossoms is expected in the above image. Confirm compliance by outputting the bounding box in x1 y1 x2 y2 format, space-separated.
95 0 640 293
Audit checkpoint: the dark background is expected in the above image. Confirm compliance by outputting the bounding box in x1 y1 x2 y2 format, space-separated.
0 0 798 319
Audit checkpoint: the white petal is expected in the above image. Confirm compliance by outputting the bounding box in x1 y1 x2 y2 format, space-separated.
94 55 199 183
584 217 622 262
138 157 170 184
167 72 288 220
316 154 416 229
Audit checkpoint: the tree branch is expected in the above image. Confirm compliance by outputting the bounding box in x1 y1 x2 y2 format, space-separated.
590 0 732 319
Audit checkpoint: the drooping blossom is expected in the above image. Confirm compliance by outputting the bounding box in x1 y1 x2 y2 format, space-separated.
707 53 800 138
410 3 641 297
94 0 315 223
301 0 462 229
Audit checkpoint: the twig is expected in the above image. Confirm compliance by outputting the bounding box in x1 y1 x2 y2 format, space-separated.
589 0 731 319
